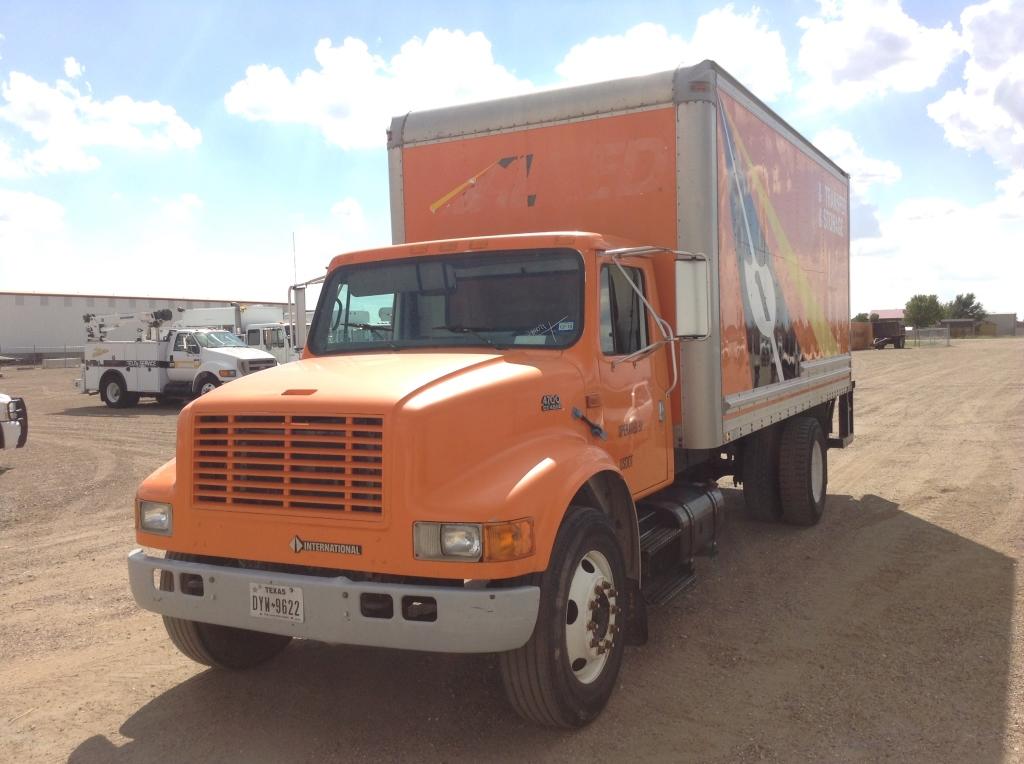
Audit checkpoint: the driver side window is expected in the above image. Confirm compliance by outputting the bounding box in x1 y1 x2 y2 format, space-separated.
599 265 648 355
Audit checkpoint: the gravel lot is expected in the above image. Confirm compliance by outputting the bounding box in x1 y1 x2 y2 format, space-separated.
1 338 1022 762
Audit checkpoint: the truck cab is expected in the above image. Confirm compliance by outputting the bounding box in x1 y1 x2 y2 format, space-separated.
166 328 277 394
244 323 296 364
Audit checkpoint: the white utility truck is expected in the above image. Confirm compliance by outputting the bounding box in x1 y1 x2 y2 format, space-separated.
75 310 277 407
0 392 27 449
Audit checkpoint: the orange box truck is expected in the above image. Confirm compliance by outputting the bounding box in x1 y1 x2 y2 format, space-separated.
128 60 853 727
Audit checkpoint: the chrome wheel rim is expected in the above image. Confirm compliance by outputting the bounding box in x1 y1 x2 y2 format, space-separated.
565 549 618 685
199 382 216 395
106 382 121 403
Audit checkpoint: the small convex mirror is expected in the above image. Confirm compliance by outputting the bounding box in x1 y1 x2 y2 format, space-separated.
675 256 710 339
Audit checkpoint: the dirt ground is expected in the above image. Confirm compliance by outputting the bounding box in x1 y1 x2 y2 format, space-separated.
1 338 1022 763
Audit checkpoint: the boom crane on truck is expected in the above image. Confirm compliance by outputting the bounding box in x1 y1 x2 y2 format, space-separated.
126 60 855 728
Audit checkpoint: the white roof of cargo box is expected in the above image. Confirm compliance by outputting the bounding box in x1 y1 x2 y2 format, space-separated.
388 59 847 180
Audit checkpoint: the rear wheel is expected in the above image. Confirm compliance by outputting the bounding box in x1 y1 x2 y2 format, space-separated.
159 553 292 669
741 426 783 521
778 417 828 526
500 507 627 728
100 373 129 409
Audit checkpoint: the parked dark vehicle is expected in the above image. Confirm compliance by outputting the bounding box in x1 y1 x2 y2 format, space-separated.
872 318 906 349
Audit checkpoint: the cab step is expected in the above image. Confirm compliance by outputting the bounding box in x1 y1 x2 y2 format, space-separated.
637 484 724 607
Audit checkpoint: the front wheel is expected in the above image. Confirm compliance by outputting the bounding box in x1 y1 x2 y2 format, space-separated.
195 376 220 397
160 553 291 669
499 507 627 728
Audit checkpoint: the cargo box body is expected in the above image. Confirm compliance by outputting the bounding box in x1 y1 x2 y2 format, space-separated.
388 60 852 451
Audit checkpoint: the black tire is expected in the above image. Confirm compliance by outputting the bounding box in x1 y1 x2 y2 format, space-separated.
159 552 292 669
499 506 627 728
124 392 141 407
194 375 221 397
778 417 828 526
741 425 784 521
99 373 129 409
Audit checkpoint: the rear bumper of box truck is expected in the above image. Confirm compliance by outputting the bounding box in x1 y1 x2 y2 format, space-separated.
128 549 540 653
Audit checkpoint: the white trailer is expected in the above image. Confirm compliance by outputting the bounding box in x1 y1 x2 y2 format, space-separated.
75 312 277 407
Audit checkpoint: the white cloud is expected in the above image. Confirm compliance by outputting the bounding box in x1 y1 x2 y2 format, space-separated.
0 70 201 178
0 189 71 287
927 0 1024 169
63 56 84 79
555 8 791 100
797 0 962 110
292 196 379 272
157 192 204 226
851 173 1024 314
812 127 901 196
225 29 533 150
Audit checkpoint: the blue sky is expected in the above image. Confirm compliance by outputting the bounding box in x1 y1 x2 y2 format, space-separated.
1 0 1021 316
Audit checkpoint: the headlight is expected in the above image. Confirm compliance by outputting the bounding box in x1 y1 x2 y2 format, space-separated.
218 369 238 378
413 522 482 561
442 524 483 558
413 518 533 562
138 500 173 535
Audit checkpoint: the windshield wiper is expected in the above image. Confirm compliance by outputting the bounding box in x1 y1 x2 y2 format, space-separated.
343 322 393 332
433 324 509 350
338 322 400 350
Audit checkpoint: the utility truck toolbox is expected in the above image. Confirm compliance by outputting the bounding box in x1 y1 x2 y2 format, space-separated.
129 60 853 728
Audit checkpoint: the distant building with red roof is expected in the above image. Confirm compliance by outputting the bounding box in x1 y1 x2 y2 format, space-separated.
871 308 905 320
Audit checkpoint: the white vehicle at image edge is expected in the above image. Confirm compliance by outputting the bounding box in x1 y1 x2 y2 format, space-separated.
75 316 277 407
0 393 28 449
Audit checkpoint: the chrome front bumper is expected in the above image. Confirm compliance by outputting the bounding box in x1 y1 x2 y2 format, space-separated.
128 549 540 653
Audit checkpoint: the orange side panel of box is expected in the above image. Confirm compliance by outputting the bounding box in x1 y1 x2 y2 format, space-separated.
400 108 679 251
717 91 850 397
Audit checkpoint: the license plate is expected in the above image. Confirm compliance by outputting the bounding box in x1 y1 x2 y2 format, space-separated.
249 582 304 623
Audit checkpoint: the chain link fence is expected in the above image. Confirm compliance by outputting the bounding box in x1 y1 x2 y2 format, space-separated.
0 346 85 366
907 328 950 347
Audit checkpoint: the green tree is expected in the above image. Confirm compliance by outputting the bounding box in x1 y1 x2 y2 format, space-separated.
905 294 945 328
852 312 870 322
944 293 987 320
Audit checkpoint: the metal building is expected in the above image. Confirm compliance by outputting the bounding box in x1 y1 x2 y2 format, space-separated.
987 313 1018 337
0 292 285 361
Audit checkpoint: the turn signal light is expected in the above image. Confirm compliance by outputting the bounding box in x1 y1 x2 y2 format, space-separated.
483 518 534 562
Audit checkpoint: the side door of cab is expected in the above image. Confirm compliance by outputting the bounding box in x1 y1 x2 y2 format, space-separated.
167 332 199 384
594 258 673 495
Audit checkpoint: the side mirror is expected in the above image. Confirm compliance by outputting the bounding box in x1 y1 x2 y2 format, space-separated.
674 256 710 339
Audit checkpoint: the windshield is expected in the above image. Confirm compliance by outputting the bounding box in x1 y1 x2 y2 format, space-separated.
194 330 246 348
308 248 583 354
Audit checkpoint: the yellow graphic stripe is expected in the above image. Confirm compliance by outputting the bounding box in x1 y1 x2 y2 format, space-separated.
729 117 839 355
429 161 500 214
